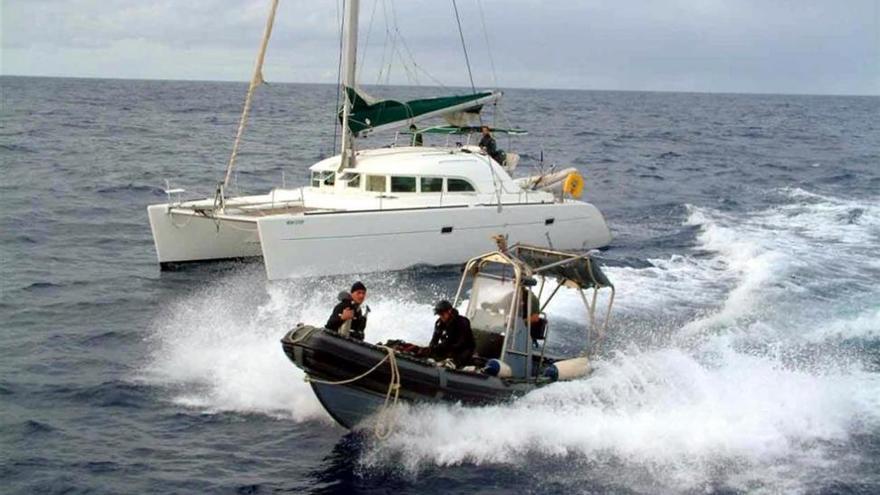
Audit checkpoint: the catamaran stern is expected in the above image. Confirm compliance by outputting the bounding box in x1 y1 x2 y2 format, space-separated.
147 204 263 269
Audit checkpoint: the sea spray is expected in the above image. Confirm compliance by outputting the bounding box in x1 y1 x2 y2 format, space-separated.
141 267 442 421
356 190 880 492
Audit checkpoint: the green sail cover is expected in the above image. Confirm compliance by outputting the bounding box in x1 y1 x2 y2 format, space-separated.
342 87 501 136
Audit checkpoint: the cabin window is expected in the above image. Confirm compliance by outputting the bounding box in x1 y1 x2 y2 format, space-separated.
366 175 387 192
390 176 417 193
446 178 476 192
420 177 443 193
340 172 360 188
312 171 335 187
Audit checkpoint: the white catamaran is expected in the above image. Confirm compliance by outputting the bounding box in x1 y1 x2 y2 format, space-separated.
147 0 612 280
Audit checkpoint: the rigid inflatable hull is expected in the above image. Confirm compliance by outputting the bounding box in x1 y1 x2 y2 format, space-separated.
281 326 543 429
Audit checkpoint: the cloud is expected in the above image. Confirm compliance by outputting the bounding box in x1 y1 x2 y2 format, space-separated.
2 0 878 95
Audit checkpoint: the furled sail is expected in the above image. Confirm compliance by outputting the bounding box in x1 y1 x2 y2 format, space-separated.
342 86 502 136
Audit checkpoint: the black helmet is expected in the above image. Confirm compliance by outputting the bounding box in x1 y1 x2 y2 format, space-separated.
433 300 454 315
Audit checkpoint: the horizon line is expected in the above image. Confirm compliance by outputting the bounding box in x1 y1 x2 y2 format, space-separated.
1 73 877 98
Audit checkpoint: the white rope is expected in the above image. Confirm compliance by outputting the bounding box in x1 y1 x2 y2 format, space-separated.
223 0 279 189
304 344 401 439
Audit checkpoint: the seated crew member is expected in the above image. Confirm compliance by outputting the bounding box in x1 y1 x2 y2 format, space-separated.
478 125 506 165
409 124 423 147
518 288 548 346
426 300 475 367
482 288 547 346
325 281 369 341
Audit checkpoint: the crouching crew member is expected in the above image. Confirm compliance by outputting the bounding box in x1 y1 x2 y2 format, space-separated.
325 281 369 340
427 300 475 367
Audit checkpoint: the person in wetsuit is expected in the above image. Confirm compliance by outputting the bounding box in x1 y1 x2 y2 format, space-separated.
478 125 505 165
427 300 476 367
325 281 368 341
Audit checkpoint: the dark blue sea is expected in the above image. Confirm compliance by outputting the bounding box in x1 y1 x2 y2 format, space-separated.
2 76 879 494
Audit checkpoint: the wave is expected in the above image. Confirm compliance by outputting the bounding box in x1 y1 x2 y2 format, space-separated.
803 306 880 343
355 188 880 491
362 345 879 492
139 187 879 491
140 268 442 422
95 183 165 196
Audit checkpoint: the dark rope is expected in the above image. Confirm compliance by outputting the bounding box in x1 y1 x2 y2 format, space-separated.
452 0 476 94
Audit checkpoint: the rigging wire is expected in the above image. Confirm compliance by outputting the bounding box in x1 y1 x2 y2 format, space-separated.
452 0 477 94
332 0 346 154
359 0 380 76
376 0 391 85
475 0 499 129
383 1 406 85
476 0 498 89
372 0 447 88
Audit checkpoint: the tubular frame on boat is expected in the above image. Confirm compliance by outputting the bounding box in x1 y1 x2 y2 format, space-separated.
452 241 615 379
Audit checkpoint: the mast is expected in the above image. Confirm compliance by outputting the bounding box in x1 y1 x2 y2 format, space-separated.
337 0 359 172
222 0 280 192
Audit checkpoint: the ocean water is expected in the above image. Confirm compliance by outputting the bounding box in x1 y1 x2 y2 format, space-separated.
1 75 879 494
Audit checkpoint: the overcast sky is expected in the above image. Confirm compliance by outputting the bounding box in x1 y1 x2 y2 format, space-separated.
2 0 878 95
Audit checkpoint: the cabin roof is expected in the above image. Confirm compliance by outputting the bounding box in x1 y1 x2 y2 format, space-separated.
310 146 487 173
310 147 516 192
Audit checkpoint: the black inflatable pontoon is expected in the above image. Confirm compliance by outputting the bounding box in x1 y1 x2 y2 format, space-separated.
281 242 615 430
281 325 549 428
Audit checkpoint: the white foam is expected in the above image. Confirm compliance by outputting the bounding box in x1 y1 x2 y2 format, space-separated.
362 344 880 492
763 187 880 246
139 187 879 492
803 306 880 343
140 268 328 421
355 188 880 492
140 268 441 421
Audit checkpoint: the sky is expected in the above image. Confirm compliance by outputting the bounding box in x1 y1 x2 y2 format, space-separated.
2 0 878 95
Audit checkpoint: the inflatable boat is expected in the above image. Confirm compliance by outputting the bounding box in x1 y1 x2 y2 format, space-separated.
281 241 615 431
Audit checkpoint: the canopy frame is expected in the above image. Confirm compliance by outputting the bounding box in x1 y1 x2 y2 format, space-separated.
452 241 615 377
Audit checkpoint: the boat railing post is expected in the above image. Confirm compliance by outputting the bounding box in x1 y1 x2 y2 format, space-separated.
452 259 476 308
498 264 522 373
577 287 598 354
537 319 550 377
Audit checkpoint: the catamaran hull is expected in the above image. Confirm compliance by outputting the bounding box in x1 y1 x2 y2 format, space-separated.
147 204 262 268
149 200 611 278
257 201 611 279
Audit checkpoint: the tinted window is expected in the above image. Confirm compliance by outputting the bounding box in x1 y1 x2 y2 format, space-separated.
420 177 443 192
367 175 386 192
345 173 360 188
447 178 475 192
391 176 416 193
